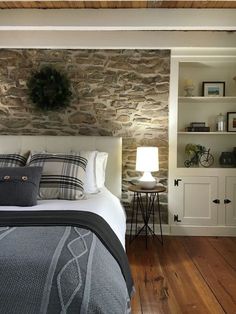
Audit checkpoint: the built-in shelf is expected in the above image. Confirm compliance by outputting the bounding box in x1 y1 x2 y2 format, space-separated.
178 131 236 135
178 96 236 103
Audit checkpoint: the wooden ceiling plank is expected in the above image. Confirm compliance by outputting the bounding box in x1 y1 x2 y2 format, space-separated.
175 1 189 8
228 1 236 8
47 2 55 9
132 1 148 8
170 1 179 8
64 1 72 8
60 1 69 9
2 1 11 9
186 1 195 8
72 1 85 8
216 1 227 8
123 1 136 8
0 1 236 9
99 1 108 8
8 1 16 8
224 1 234 8
193 1 207 8
208 1 221 9
99 1 114 9
86 1 101 9
146 1 161 8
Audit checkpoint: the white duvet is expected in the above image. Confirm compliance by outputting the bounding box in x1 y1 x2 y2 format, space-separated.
0 188 127 248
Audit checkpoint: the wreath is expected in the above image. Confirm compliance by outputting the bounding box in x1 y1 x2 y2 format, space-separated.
27 66 72 110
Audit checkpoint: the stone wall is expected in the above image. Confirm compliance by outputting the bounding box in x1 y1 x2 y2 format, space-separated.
0 49 170 223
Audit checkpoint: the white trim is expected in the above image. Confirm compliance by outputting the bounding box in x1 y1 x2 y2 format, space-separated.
127 223 236 236
0 9 236 31
172 48 236 58
0 9 235 49
0 31 236 49
170 225 236 236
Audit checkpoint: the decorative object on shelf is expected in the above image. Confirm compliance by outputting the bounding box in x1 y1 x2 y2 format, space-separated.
219 151 236 167
227 112 236 132
216 113 226 132
190 122 205 127
136 147 159 189
185 122 210 132
184 144 214 168
202 81 225 97
27 66 72 111
233 147 236 166
184 79 195 97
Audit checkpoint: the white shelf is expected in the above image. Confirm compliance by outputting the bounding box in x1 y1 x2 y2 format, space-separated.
178 131 236 135
178 96 236 103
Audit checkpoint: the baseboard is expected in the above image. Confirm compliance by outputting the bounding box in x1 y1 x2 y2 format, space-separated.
170 225 236 236
126 223 170 235
126 223 236 237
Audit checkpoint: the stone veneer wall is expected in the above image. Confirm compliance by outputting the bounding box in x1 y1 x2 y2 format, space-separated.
0 49 170 223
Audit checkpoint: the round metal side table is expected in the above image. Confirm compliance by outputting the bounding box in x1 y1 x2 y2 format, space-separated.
128 184 166 248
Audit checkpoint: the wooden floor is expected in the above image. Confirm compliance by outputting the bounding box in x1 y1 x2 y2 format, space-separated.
126 236 236 314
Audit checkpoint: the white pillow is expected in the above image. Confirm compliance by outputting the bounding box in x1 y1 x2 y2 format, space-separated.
83 151 99 194
83 151 108 193
96 152 108 189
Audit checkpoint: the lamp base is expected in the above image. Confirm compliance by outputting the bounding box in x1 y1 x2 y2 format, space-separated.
138 172 156 189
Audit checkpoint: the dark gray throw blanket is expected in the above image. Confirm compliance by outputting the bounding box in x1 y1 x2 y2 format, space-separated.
0 211 133 314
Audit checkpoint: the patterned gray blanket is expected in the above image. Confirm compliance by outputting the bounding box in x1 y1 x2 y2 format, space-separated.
0 211 133 314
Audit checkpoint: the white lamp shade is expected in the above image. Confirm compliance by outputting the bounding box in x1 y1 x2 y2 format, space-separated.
136 147 159 172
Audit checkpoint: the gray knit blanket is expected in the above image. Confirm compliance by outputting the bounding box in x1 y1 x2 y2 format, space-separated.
0 211 133 314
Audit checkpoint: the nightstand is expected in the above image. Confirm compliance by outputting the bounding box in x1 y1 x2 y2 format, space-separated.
128 184 166 248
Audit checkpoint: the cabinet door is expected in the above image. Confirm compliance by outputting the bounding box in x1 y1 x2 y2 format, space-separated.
176 176 218 225
225 177 236 226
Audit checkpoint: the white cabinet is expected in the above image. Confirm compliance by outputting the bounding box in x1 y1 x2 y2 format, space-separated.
225 177 236 226
169 51 236 236
173 175 236 229
175 176 218 226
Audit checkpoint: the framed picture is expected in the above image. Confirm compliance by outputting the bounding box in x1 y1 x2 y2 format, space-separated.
227 112 236 132
202 81 225 97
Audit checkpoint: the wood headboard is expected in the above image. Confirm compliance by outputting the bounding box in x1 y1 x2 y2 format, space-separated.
0 135 122 198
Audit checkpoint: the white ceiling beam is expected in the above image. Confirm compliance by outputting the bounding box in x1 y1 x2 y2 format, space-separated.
0 31 236 49
0 9 236 31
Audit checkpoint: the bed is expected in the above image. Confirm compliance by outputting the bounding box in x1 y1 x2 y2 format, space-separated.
0 135 133 314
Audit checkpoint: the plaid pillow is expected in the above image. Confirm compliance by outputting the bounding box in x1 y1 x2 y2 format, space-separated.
28 152 90 200
0 154 27 167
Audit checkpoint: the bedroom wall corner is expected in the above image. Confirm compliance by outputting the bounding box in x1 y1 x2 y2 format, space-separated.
0 49 170 224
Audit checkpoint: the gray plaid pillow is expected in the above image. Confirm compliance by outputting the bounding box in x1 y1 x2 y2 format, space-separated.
0 154 27 167
28 152 91 200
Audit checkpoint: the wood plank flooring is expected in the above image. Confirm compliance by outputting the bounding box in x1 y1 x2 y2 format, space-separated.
126 236 236 314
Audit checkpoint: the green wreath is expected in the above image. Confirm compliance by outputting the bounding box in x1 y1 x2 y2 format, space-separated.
27 66 72 110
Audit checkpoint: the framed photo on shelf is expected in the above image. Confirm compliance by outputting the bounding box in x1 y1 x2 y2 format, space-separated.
227 112 236 132
202 81 225 97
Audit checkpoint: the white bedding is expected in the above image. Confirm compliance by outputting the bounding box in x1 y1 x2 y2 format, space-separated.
0 188 127 248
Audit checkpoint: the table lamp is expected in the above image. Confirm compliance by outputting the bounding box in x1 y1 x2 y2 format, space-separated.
136 146 159 189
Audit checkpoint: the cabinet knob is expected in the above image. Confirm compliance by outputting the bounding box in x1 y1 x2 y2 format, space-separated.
224 199 231 204
213 199 220 204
